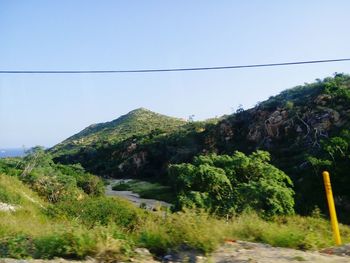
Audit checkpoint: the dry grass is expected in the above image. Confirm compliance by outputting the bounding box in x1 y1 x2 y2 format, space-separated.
1 173 350 260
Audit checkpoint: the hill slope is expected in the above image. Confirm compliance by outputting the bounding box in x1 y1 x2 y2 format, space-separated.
52 74 350 219
50 108 186 156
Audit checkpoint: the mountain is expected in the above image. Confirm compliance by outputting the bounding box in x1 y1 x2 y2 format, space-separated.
51 74 350 219
50 108 186 156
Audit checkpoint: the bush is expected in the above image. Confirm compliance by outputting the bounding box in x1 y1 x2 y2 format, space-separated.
169 150 295 217
34 231 96 259
48 196 145 229
138 210 228 255
55 164 105 197
0 234 34 259
27 173 81 203
0 227 134 260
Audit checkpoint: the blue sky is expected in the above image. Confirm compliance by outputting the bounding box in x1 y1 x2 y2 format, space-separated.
0 1 349 148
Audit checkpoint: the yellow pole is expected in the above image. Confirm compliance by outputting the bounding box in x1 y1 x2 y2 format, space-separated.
322 171 342 245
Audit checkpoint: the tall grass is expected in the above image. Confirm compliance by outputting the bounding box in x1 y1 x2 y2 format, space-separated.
137 210 227 255
1 173 350 261
228 212 350 250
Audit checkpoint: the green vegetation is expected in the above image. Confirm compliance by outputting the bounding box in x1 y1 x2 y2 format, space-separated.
228 212 350 250
49 74 350 221
169 151 294 217
1 172 349 260
308 129 350 221
1 148 350 260
50 108 186 157
2 74 350 260
112 180 176 203
0 147 104 203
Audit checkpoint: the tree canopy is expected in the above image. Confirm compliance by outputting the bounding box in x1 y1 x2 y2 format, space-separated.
169 150 295 217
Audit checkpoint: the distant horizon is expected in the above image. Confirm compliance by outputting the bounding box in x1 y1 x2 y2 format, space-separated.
0 147 26 158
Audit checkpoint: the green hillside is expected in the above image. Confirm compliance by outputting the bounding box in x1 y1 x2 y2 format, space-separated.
51 74 350 222
2 75 350 260
50 107 186 156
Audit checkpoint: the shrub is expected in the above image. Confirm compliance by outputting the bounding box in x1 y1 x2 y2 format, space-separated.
138 210 228 255
48 196 145 229
169 150 295 217
0 234 34 259
34 231 96 259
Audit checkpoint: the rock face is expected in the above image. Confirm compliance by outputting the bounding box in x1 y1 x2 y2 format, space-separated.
213 93 347 154
241 103 343 148
52 78 350 182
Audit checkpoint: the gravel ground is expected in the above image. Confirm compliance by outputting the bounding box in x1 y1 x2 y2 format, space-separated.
208 241 350 263
1 241 350 262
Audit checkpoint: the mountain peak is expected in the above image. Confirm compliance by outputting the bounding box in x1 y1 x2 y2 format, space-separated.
125 108 153 117
51 108 186 155
130 107 150 113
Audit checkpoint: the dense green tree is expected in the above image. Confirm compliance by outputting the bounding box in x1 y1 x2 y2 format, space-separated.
169 150 295 217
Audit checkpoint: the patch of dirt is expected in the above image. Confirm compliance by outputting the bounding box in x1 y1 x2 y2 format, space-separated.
209 241 350 263
1 241 349 262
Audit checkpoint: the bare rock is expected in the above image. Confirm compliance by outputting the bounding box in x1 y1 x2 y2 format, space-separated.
0 202 19 212
314 94 332 105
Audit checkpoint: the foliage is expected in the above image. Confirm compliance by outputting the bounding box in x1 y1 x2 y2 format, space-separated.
1 173 350 261
0 147 104 203
138 210 228 255
0 173 136 260
50 108 186 157
48 74 350 219
48 196 146 229
308 129 350 222
323 73 350 102
169 151 295 217
228 211 350 250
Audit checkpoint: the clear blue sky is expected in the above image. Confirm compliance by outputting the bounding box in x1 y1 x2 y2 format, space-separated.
0 1 349 148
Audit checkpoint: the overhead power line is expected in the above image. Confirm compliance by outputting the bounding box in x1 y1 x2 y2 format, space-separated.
0 58 349 74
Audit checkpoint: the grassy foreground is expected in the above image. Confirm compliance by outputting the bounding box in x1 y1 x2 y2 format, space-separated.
1 173 350 261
